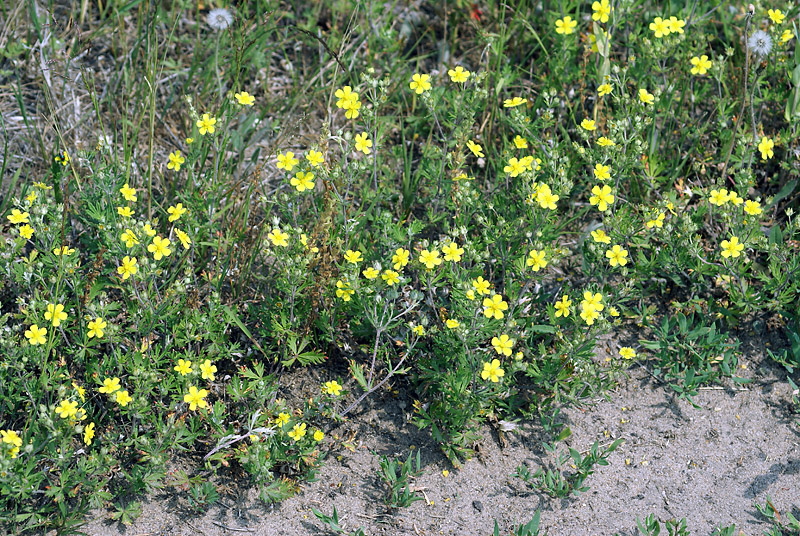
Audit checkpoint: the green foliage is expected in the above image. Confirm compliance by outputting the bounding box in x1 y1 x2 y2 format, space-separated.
755 495 800 536
312 506 367 536
640 314 747 403
513 439 624 498
493 510 541 536
377 451 423 508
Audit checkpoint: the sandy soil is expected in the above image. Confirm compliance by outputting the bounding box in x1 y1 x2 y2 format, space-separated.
76 347 800 536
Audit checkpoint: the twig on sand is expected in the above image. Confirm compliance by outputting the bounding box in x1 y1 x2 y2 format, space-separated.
211 521 254 532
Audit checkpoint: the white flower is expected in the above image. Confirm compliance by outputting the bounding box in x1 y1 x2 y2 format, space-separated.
207 8 233 31
747 30 773 58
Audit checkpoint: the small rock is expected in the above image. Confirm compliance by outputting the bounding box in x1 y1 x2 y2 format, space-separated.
472 500 483 512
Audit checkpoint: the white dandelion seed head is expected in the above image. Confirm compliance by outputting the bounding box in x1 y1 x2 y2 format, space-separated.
207 8 233 31
747 30 773 58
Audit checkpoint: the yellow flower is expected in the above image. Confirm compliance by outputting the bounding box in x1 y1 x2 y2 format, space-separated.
323 380 342 396
727 191 743 206
196 113 217 135
589 184 615 212
555 16 577 35
25 191 37 204
175 228 191 249
362 267 379 279
55 399 78 419
593 163 611 181
143 223 157 237
183 386 208 411
605 244 629 267
288 423 307 441
536 184 559 210
344 249 363 264
34 181 52 189
448 65 470 83
483 293 508 320
411 325 425 336
267 228 289 247
744 200 763 216
781 29 794 44
709 188 729 206
591 229 611 244
504 157 526 177
555 295 572 318
275 412 291 426
234 91 255 106
758 137 774 160
466 289 476 301
19 225 34 239
442 242 464 262
117 184 137 204
592 0 611 23
667 16 685 34
335 86 360 110
581 119 597 131
148 236 172 260
639 88 655 105
526 249 547 271
597 136 616 147
582 291 604 311
355 133 372 154
445 318 460 329
598 83 613 96
53 245 75 256
1 429 23 454
186 137 194 144
513 136 528 149
117 256 138 280
306 150 324 167
646 212 665 229
504 97 527 107
174 359 193 376
121 229 139 248
381 270 400 286
83 422 95 445
167 151 185 172
580 306 601 325
768 9 785 24
277 151 299 171
409 73 432 94
491 334 515 356
472 276 492 296
167 203 187 222
45 303 68 327
690 55 712 75
290 171 315 192
98 377 121 395
392 248 410 270
481 359 505 382
200 359 217 381
335 280 354 302
313 430 325 441
721 236 744 259
649 17 670 38
117 206 133 218
24 324 47 345
87 317 107 338
619 347 637 360
466 140 484 157
418 249 442 270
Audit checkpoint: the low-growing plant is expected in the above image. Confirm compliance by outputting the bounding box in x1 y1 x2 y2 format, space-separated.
377 450 423 508
635 514 737 536
312 506 367 536
755 495 800 536
640 313 747 403
513 438 624 498
493 510 541 536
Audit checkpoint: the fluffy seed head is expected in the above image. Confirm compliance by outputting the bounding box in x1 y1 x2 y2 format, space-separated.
747 30 773 58
207 8 233 31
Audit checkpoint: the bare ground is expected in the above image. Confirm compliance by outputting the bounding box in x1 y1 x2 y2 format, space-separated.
78 346 800 536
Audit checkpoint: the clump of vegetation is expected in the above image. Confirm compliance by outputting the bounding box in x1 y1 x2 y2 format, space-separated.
1 0 799 533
